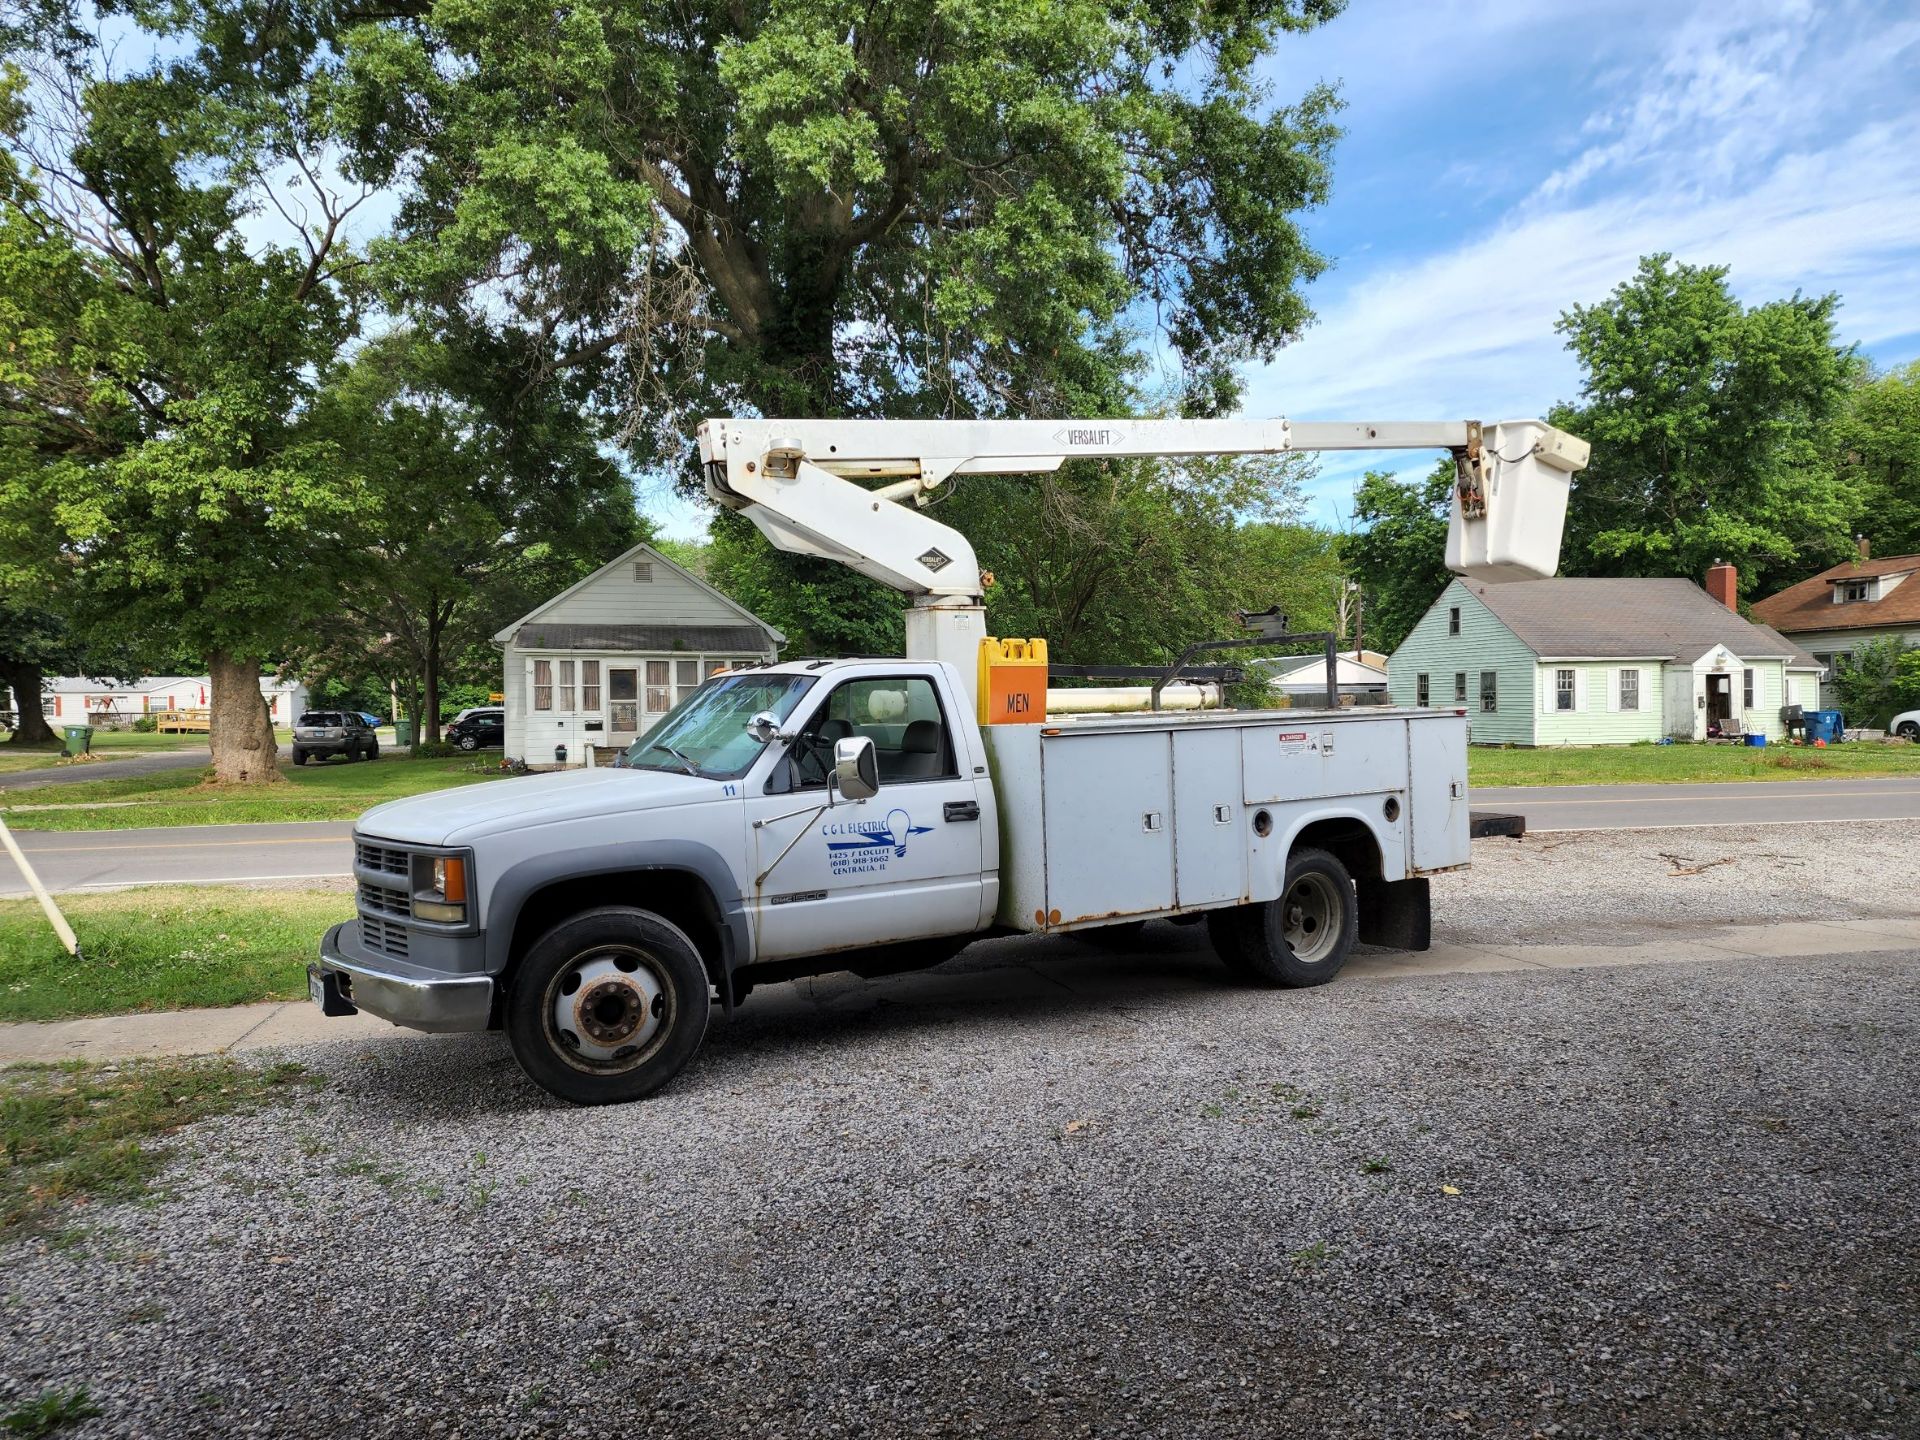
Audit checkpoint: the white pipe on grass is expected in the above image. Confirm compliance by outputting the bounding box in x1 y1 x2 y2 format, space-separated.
0 815 82 958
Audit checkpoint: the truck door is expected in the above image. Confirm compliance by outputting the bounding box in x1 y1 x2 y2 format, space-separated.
744 674 989 961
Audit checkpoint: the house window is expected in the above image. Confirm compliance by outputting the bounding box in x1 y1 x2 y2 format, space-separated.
581 661 601 712
1448 606 1461 636
1416 673 1429 706
1839 579 1871 602
532 659 554 711
557 659 576 712
645 660 671 712
1620 669 1640 711
1480 671 1497 713
1743 667 1754 710
1453 672 1466 704
676 659 702 706
1555 668 1575 711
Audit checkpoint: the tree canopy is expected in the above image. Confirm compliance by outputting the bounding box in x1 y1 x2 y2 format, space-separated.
1550 254 1858 595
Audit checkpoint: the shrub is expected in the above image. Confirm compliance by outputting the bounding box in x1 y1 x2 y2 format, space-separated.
131 715 158 732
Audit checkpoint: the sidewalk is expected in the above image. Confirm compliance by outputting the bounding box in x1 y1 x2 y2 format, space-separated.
3 913 1917 1064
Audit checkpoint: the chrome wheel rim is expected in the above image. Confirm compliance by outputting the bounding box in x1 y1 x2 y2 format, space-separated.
547 947 670 1071
1282 873 1341 965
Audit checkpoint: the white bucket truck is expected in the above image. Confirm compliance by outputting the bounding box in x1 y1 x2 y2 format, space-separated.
312 416 1587 1103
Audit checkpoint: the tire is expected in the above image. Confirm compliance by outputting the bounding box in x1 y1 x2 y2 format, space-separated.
292 748 308 766
1899 722 1919 741
367 741 379 760
458 734 478 751
505 907 711 1105
1207 846 1357 988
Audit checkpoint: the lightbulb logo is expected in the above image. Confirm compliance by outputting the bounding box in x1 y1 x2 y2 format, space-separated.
824 808 934 875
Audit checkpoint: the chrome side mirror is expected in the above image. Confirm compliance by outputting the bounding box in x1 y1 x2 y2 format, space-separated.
745 710 783 744
833 735 880 801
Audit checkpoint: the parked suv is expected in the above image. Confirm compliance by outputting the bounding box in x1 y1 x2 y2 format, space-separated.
447 708 505 751
293 711 380 764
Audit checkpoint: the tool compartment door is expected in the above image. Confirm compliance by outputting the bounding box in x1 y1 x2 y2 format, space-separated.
1408 713 1470 872
1040 732 1173 923
1173 727 1246 907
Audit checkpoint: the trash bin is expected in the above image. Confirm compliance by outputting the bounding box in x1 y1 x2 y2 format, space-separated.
393 717 416 747
1804 709 1845 744
1744 732 1767 747
62 724 93 756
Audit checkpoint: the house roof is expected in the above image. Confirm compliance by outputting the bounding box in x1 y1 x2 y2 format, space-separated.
1456 578 1823 667
506 624 776 653
491 541 786 646
1750 553 1920 636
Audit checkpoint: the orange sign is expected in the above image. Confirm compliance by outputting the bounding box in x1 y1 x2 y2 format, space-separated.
977 636 1048 725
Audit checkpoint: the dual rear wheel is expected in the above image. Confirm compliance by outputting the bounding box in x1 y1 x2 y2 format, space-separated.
1206 846 1358 988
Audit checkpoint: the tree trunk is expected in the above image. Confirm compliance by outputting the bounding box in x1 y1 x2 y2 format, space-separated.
1 660 57 746
421 606 444 745
208 650 281 784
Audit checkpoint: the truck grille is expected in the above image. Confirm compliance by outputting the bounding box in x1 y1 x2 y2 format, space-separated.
356 841 410 877
358 884 409 918
361 915 410 960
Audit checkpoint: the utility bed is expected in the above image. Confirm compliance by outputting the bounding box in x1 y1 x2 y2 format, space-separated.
982 706 1469 934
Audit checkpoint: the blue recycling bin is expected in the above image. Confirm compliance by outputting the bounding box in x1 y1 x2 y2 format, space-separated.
1804 709 1845 744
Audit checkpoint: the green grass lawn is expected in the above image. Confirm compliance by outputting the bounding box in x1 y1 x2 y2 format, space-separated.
1469 740 1920 787
0 753 504 830
0 885 354 1022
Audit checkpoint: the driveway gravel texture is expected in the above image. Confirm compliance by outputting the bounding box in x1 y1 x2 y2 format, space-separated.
1429 820 1920 946
3 932 1916 1439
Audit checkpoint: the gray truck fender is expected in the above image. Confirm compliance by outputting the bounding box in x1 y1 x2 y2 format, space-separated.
481 841 750 983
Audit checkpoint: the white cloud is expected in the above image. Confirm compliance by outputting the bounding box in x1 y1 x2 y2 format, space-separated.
1247 0 1920 521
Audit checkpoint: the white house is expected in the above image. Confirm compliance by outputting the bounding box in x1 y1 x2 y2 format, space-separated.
33 674 308 727
493 542 784 766
1266 652 1389 702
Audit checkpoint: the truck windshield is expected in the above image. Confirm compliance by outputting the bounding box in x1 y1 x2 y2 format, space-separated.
623 673 814 779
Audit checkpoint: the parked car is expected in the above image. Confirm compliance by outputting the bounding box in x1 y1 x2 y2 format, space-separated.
1890 708 1920 741
292 711 380 764
448 705 499 727
358 712 385 730
447 709 505 751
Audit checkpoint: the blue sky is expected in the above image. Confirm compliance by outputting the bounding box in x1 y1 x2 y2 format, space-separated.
650 0 1920 538
1234 0 1920 527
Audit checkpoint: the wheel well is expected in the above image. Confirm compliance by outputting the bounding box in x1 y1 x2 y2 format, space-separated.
502 870 729 991
1289 816 1384 883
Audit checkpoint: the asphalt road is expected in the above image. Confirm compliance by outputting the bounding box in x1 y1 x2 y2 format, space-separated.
0 820 353 897
1473 774 1920 830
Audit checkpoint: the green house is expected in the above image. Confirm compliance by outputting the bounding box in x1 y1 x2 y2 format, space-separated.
1387 577 1824 745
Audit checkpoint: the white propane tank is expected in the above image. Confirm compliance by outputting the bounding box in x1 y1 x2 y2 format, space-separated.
1444 420 1589 583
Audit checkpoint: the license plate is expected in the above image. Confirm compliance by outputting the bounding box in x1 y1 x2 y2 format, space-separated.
309 970 326 1009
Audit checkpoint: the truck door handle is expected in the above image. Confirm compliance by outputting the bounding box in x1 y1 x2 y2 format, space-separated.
944 801 980 822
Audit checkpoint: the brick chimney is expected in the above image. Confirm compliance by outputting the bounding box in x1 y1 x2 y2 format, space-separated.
1705 561 1738 611
1858 535 1871 560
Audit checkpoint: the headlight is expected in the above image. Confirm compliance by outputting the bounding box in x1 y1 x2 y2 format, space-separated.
413 854 469 923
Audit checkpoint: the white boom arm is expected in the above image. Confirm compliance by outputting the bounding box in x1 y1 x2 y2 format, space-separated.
698 415 1588 685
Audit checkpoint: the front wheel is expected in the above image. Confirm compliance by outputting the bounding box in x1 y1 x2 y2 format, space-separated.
505 907 711 1105
458 734 479 751
1207 846 1357 988
291 748 308 766
1899 722 1919 741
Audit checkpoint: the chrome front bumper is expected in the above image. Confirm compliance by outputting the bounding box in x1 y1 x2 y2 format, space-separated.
312 922 494 1033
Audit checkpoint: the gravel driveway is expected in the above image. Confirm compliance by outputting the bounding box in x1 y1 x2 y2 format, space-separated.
3 935 1915 1438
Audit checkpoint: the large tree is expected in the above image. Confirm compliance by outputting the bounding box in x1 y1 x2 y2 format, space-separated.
1833 361 1920 560
1551 255 1858 594
0 26 372 780
1340 465 1453 654
334 0 1346 644
302 329 645 741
